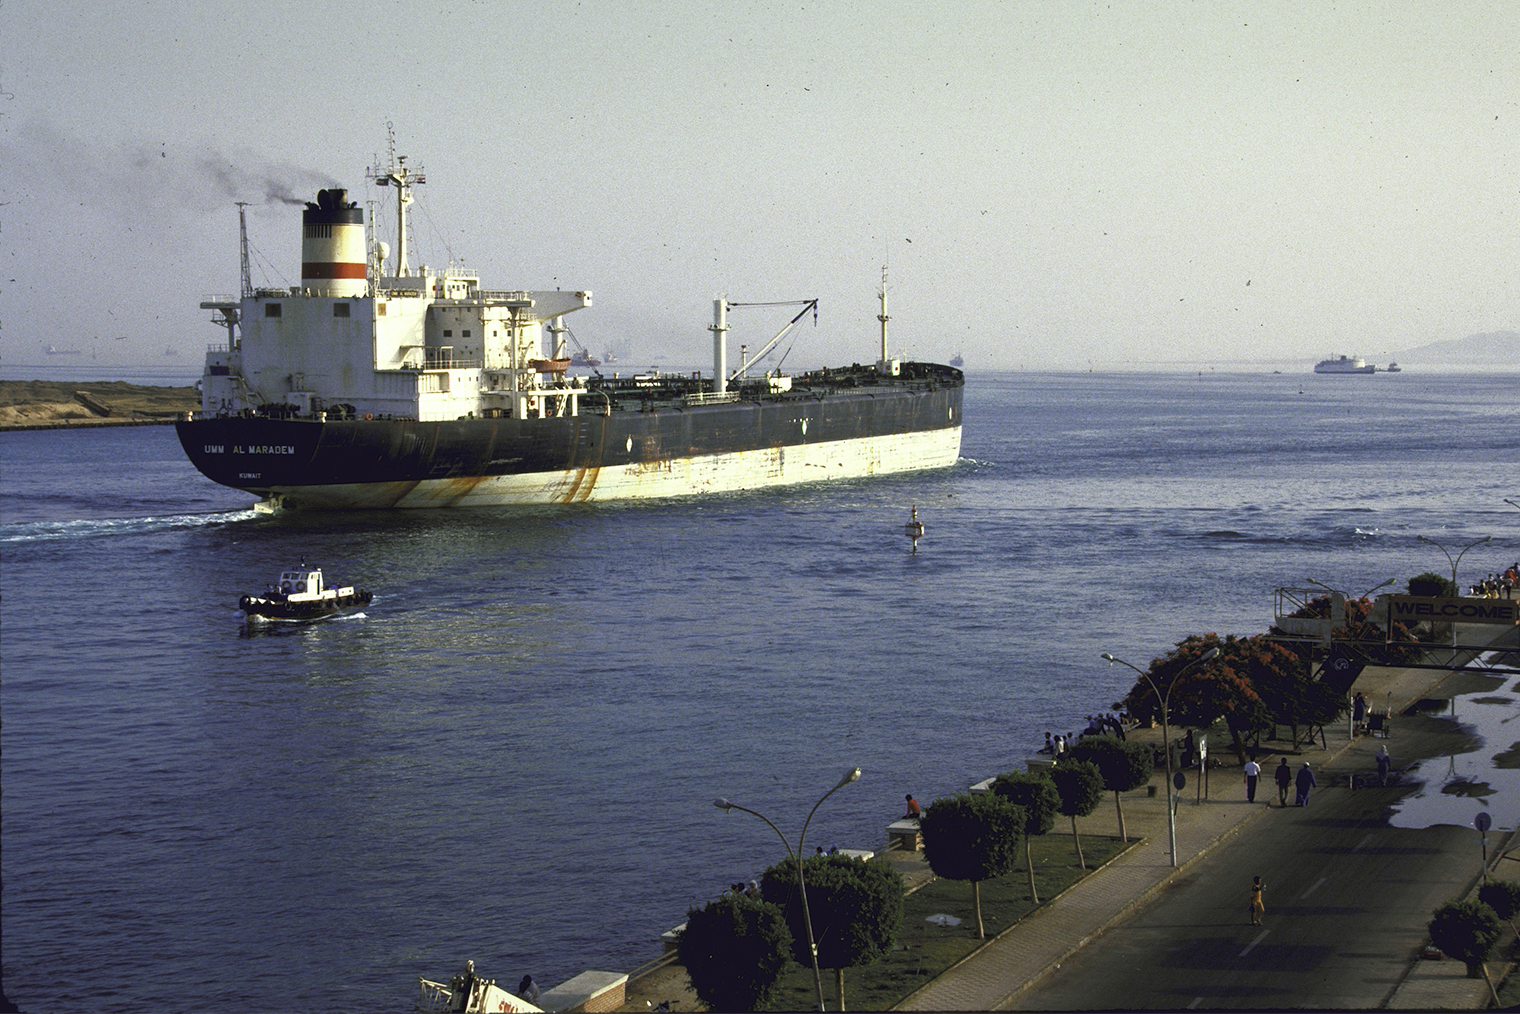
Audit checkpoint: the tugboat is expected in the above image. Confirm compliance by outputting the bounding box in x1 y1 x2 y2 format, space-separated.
238 566 372 623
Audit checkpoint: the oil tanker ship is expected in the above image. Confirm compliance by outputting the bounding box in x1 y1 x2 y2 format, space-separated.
176 149 963 510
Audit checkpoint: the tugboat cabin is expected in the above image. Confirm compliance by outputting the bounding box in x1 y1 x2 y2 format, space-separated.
279 570 323 597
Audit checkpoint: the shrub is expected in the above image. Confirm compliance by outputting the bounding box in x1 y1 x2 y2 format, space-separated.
680 893 794 1011
1428 898 1501 979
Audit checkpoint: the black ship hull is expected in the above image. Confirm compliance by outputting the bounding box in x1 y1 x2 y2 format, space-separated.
177 365 963 509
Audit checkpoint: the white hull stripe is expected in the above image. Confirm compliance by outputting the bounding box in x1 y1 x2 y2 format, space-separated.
269 426 963 508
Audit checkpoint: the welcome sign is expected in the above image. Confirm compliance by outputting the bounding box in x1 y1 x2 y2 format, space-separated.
1386 596 1519 625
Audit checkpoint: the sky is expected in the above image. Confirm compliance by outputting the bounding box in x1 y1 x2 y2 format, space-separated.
2 0 1518 373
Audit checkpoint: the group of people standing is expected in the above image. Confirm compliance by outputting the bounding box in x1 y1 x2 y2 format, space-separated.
1475 564 1518 598
1038 713 1130 760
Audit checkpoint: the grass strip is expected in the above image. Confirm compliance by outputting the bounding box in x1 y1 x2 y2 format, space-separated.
760 833 1139 1012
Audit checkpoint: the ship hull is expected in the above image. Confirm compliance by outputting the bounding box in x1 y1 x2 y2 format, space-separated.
177 382 962 509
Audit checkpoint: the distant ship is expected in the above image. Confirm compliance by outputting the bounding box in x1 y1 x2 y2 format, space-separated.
1383 361 1402 373
176 142 963 511
46 344 83 356
950 352 964 368
1313 355 1376 375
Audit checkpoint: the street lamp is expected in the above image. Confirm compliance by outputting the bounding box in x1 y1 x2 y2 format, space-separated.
1305 576 1394 604
1417 534 1492 597
1101 646 1219 868
1418 534 1493 652
713 765 862 1012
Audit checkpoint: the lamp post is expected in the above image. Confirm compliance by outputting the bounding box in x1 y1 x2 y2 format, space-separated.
1101 647 1219 868
1418 535 1492 652
1417 534 1492 597
713 766 861 1013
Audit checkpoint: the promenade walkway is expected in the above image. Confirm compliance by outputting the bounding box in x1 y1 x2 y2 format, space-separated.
619 648 1516 1012
898 660 1513 1011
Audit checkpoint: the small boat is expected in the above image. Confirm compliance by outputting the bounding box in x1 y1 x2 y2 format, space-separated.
239 566 371 622
1384 361 1402 373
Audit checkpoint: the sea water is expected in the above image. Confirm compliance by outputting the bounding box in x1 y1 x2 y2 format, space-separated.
3 370 1518 1011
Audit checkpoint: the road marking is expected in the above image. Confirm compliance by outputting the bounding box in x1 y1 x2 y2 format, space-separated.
1352 833 1373 852
1300 876 1327 899
1239 929 1270 957
1187 998 1204 1009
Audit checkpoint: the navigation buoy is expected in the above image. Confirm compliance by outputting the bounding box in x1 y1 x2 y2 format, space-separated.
905 505 925 553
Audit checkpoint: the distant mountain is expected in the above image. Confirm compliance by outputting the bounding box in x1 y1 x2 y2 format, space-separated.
1394 331 1519 366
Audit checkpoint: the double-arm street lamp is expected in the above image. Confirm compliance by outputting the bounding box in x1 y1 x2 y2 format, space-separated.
1306 576 1396 602
1417 534 1493 651
1417 534 1492 597
713 766 862 1013
1100 647 1219 868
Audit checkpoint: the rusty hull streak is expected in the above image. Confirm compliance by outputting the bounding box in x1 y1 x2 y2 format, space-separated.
424 475 492 506
561 466 600 502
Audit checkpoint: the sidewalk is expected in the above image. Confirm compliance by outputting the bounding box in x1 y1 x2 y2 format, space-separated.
897 660 1500 1012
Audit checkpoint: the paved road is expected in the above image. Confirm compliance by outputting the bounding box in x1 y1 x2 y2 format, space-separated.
1012 711 1493 1010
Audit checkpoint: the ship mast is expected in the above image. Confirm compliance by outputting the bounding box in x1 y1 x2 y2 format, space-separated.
368 127 425 277
878 265 890 364
237 202 252 298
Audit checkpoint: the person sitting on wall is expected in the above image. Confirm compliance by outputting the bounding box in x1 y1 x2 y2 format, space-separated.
903 794 921 820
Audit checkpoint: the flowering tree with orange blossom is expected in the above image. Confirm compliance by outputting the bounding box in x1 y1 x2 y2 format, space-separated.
1117 634 1269 766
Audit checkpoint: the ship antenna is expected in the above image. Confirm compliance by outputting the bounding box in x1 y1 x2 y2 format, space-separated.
878 264 890 364
237 202 252 298
368 124 425 277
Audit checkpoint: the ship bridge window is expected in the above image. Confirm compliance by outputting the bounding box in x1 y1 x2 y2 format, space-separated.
463 330 472 338
265 303 282 318
333 303 350 318
443 329 453 337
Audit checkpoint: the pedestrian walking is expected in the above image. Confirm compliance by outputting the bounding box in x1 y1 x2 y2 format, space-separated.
1249 876 1265 925
1243 758 1261 803
1274 757 1292 807
1376 745 1391 785
1294 761 1317 806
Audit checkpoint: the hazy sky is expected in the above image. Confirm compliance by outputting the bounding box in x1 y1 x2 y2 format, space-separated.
3 1 1518 372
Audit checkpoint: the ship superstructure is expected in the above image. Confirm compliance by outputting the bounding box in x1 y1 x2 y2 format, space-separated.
179 147 963 510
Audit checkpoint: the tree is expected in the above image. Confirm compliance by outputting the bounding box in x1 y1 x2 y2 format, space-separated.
1428 898 1501 998
759 854 904 1012
919 792 1025 939
1232 633 1342 749
991 770 1059 903
1068 734 1152 842
1477 879 1520 936
1118 635 1270 765
1047 759 1105 870
1408 571 1457 597
680 893 794 1012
